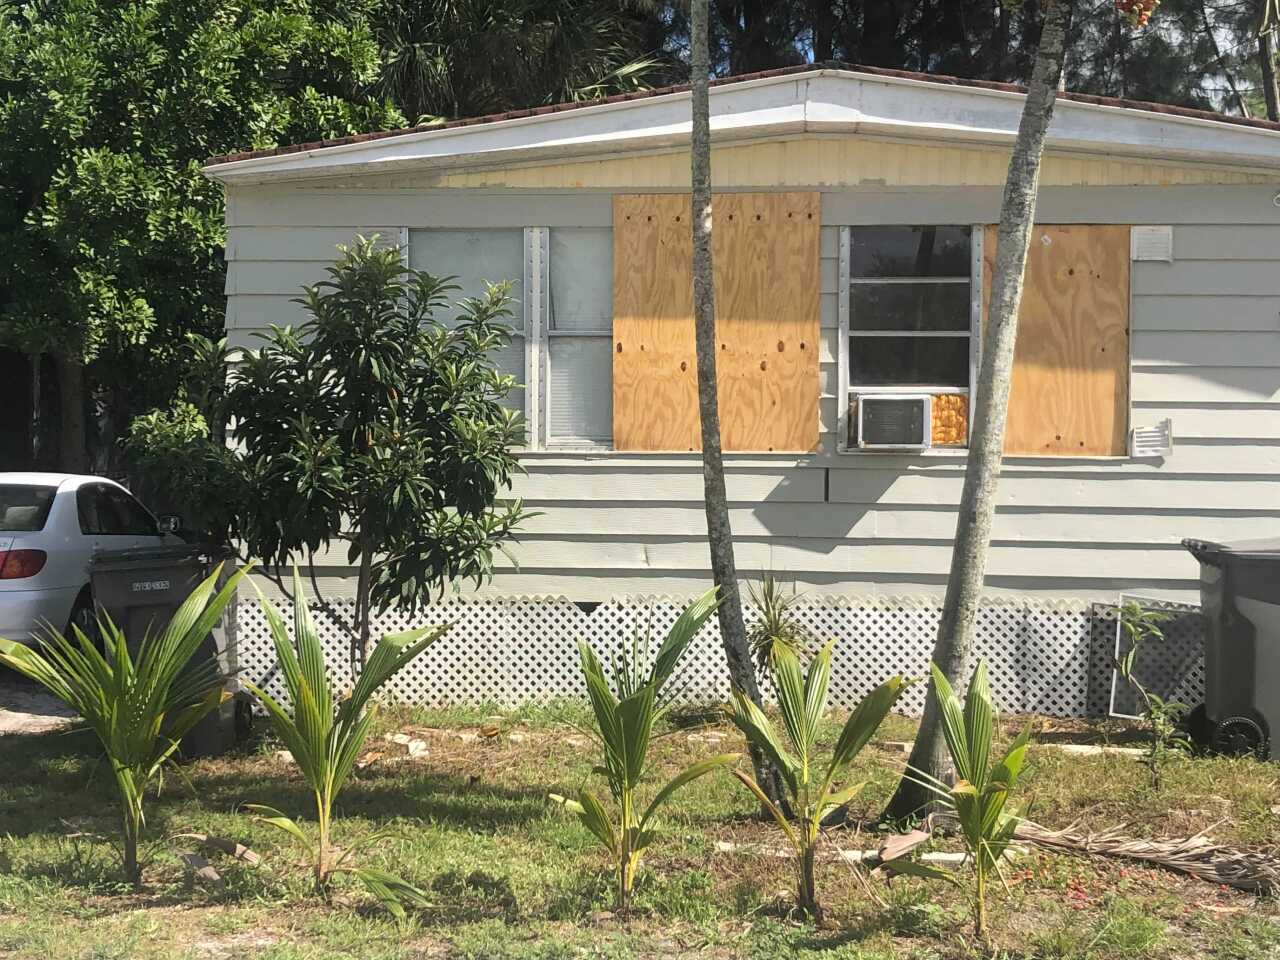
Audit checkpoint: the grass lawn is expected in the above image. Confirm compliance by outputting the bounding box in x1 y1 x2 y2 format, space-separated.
0 693 1277 959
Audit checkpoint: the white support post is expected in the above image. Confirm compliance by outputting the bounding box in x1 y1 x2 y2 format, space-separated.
523 227 548 449
836 227 851 453
969 224 984 438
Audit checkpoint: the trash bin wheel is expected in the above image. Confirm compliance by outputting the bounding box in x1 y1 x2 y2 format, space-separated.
234 697 254 742
1181 703 1210 748
1210 715 1269 760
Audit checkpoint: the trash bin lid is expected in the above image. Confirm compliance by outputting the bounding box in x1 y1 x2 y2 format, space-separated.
1182 537 1280 565
90 543 233 571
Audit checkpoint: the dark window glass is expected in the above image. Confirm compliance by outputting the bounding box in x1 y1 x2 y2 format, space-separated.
850 282 971 332
0 485 56 532
103 487 160 536
850 226 971 277
77 486 106 535
850 336 969 387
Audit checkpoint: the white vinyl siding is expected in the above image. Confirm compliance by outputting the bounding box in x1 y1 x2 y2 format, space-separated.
223 181 1280 604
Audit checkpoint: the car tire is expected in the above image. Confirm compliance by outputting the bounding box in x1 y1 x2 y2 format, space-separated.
66 590 100 648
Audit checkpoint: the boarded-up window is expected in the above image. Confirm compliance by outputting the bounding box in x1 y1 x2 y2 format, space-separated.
409 228 525 412
612 193 820 452
983 224 1130 456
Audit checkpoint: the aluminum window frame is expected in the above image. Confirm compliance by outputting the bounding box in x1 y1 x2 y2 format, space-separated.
837 224 983 454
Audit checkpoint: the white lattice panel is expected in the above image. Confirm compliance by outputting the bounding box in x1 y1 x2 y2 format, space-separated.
236 594 1204 718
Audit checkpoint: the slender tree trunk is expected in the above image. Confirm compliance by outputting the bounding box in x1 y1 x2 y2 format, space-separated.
55 354 87 473
1201 0 1251 116
352 535 374 676
30 354 42 468
883 0 1073 820
690 0 787 810
1260 26 1280 122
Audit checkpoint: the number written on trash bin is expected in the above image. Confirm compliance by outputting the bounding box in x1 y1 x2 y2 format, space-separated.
130 579 171 593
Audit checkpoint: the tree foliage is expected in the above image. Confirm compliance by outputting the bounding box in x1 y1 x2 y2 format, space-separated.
136 237 528 668
0 0 402 466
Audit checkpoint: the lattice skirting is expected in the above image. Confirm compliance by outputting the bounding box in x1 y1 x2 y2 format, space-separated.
234 595 1205 718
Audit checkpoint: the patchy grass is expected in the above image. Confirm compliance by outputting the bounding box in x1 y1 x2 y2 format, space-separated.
0 692 1277 959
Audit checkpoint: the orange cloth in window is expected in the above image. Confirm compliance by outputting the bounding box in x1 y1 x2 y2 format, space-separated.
931 394 968 446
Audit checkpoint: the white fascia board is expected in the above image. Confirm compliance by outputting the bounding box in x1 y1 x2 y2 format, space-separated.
804 71 1280 169
204 68 1280 185
204 75 811 185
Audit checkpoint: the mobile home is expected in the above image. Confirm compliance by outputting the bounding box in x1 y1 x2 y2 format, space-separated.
204 65 1280 709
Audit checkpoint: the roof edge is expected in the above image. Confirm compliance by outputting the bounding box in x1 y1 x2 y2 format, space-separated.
204 61 1280 176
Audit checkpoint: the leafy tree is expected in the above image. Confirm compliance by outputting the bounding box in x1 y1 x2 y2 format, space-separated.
138 237 528 672
0 0 402 471
377 0 664 123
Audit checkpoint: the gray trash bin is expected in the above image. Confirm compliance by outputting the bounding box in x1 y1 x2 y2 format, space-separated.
88 544 246 758
1182 537 1280 760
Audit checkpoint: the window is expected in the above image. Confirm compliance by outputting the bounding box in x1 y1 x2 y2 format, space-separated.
77 484 159 536
838 225 980 451
102 487 161 536
0 485 56 532
410 226 616 450
544 227 613 446
408 228 526 414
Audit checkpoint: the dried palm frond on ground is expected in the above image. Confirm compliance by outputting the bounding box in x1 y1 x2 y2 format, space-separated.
1013 821 1280 894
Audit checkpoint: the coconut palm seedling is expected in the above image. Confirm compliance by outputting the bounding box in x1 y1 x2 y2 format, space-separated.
550 587 738 915
728 642 907 920
0 564 247 889
746 575 815 672
897 661 1032 941
244 571 449 916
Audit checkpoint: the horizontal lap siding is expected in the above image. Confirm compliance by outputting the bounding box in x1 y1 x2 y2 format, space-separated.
224 182 1280 602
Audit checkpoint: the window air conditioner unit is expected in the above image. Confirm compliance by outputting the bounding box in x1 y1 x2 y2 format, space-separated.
857 394 932 451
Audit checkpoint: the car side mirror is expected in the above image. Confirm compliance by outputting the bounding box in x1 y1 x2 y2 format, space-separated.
157 514 182 535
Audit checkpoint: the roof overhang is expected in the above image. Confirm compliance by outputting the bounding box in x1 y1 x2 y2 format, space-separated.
203 68 1280 186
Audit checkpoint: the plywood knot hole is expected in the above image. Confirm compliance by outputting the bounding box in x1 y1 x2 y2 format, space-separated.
800 341 806 350
760 360 768 371
680 361 687 372
755 214 762 221
616 342 623 353
777 340 785 352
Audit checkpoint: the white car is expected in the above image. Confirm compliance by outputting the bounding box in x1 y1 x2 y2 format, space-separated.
0 473 182 645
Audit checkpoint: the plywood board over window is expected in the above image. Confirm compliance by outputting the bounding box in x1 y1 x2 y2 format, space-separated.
612 192 820 452
983 224 1130 456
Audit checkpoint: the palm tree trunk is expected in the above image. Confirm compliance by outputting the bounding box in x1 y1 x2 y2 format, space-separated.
690 0 787 811
883 0 1073 820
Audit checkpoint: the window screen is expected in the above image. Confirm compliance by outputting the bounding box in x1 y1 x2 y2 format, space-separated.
547 227 612 444
849 226 972 389
409 228 525 412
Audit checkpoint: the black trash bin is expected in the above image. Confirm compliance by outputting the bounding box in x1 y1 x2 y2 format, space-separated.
88 544 246 758
1182 537 1280 760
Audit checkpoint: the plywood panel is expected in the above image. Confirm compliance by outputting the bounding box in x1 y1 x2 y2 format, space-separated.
612 194 700 450
612 193 820 452
713 193 820 451
984 225 1130 456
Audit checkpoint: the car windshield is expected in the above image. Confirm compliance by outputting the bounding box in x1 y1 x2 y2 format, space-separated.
0 485 57 532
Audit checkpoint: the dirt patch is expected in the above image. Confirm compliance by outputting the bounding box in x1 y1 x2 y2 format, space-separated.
0 673 76 735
